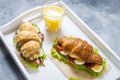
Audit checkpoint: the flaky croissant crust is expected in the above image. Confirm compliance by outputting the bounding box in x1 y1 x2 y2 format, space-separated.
57 36 102 65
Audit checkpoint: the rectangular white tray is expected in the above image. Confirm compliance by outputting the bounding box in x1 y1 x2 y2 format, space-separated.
0 1 120 80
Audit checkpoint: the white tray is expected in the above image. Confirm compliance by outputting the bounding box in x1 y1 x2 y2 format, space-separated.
0 1 120 80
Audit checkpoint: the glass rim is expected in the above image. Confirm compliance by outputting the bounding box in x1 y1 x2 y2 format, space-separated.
42 5 65 18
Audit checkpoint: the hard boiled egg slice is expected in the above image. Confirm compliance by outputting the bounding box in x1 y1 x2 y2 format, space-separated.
91 64 103 72
60 51 68 56
74 58 85 65
69 53 79 58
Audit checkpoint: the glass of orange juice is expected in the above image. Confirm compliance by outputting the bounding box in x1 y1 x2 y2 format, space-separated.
43 5 65 32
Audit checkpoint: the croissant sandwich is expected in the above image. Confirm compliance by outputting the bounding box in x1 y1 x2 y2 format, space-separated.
51 36 107 76
14 22 46 69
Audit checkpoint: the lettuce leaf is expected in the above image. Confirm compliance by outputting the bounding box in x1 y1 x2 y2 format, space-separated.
93 48 99 53
16 46 20 51
68 77 82 80
51 48 106 77
40 49 47 60
32 23 40 33
21 58 39 69
69 36 74 39
52 38 58 48
13 37 16 44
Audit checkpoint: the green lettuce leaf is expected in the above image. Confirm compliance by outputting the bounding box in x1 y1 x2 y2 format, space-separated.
69 36 74 39
52 38 58 48
93 48 98 53
68 77 82 80
21 58 39 69
32 23 40 33
16 46 20 51
40 49 47 60
13 37 16 44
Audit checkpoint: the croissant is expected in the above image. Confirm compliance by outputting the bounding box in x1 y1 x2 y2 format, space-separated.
57 36 102 65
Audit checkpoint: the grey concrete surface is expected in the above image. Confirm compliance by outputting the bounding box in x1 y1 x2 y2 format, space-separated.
0 0 120 80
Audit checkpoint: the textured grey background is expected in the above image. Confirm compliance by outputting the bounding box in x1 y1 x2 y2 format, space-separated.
0 0 120 80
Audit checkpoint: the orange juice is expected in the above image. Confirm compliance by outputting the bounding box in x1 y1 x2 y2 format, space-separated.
43 6 65 31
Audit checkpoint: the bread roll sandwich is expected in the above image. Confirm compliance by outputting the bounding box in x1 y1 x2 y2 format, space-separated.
14 22 46 69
